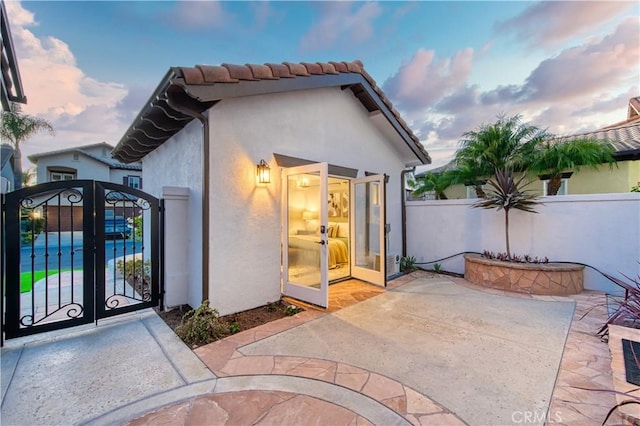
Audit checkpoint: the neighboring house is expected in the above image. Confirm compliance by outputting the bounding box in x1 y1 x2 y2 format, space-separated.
28 142 142 187
1 144 15 193
551 98 639 195
1 0 27 111
27 142 142 231
418 97 640 199
112 60 431 315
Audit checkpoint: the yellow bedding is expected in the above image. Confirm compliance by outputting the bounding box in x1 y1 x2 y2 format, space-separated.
288 235 349 269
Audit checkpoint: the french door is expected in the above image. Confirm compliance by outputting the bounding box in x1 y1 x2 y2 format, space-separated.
350 175 386 286
281 163 329 308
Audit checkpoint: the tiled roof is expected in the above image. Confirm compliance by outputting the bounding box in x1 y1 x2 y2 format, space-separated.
555 118 640 160
28 142 142 171
112 60 430 165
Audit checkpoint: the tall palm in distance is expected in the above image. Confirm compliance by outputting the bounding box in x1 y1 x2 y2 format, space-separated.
454 114 549 196
530 138 616 195
1 103 54 190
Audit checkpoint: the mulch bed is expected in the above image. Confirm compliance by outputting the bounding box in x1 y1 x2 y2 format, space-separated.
154 300 301 347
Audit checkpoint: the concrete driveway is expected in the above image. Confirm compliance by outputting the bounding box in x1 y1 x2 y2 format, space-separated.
1 276 577 425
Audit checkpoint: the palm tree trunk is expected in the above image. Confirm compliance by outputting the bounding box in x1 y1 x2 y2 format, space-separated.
12 145 23 191
475 185 486 198
505 209 511 261
547 174 562 196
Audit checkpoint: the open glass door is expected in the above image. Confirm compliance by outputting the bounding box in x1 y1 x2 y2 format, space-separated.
350 175 385 286
281 163 329 308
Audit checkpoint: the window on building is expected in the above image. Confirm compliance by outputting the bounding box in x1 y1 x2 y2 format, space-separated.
465 183 487 199
125 175 142 189
72 153 80 161
50 171 76 181
542 179 568 196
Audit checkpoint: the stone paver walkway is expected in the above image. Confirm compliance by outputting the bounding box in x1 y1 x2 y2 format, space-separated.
127 271 619 425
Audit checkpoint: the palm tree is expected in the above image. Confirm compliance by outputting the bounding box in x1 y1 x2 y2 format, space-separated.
411 170 455 200
1 103 55 190
454 114 549 195
22 167 36 187
530 138 616 196
472 169 539 260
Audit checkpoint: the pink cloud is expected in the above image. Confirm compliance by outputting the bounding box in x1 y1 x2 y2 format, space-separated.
5 1 130 166
383 47 474 113
299 2 382 52
496 1 636 48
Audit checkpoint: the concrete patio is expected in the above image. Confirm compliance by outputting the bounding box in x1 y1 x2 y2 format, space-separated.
1 272 619 425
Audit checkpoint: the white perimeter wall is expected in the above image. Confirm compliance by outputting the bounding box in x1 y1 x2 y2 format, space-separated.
142 119 204 310
207 86 409 315
406 193 640 295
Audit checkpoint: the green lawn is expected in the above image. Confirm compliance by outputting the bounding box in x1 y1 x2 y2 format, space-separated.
20 269 73 293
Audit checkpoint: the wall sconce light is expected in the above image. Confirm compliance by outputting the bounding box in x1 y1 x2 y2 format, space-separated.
302 210 318 221
256 159 271 184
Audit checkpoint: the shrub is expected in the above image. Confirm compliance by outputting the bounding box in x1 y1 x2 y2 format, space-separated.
175 301 230 346
400 256 417 272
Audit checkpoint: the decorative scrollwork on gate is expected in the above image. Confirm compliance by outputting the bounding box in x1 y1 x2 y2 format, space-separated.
20 302 84 327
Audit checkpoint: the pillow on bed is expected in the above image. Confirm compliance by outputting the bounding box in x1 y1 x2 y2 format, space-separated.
328 225 337 238
337 223 349 238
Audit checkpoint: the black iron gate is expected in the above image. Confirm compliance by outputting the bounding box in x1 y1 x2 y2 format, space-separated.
2 180 162 340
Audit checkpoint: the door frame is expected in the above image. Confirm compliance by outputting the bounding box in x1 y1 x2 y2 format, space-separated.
281 163 329 308
350 174 386 286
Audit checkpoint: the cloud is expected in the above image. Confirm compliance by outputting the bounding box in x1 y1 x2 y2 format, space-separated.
383 47 474 115
298 2 382 52
489 16 640 104
496 1 636 48
5 1 130 164
162 1 233 31
387 18 639 168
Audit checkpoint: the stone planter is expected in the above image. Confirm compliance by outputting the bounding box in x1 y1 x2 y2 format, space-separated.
464 254 584 295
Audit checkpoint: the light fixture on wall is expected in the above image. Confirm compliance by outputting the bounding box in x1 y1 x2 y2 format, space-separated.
256 159 271 184
297 176 310 188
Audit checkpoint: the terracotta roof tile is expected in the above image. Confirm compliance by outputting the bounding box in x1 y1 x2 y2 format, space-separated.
317 62 338 74
197 65 239 83
181 67 206 85
329 61 349 73
246 64 278 80
266 63 295 78
284 62 310 76
222 63 258 81
114 59 430 164
301 62 324 75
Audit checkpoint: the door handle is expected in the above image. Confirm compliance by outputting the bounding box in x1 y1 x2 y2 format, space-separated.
315 240 326 245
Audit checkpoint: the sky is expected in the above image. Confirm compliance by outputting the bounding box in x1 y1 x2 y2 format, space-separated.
4 0 639 170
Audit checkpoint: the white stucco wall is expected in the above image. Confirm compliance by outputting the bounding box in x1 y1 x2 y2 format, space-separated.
142 119 204 310
406 193 640 294
207 86 410 315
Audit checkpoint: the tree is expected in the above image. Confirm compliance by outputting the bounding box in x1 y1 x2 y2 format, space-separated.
1 103 54 190
22 167 36 187
454 114 549 195
411 170 455 200
472 169 539 260
530 138 616 196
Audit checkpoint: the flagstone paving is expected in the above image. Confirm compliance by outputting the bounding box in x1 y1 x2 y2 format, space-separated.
121 272 619 425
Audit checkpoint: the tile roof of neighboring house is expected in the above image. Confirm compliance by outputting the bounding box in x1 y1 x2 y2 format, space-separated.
112 60 431 165
1 143 14 169
556 117 640 161
28 142 142 170
1 1 26 110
